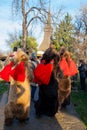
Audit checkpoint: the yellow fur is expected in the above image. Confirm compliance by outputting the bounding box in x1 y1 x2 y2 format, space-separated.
4 50 31 125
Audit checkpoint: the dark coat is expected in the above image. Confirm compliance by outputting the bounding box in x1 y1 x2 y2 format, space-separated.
78 64 86 78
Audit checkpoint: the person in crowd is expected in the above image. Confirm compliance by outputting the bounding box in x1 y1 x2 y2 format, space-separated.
30 52 39 101
85 62 87 78
34 47 61 117
37 55 42 64
78 60 86 91
59 46 78 77
59 46 78 108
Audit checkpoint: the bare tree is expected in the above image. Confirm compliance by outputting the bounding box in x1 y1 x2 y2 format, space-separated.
74 5 87 61
6 30 21 46
12 0 50 51
74 5 87 38
80 6 87 35
12 0 64 51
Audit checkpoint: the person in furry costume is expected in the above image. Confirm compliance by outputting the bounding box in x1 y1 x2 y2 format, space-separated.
34 48 61 117
58 48 78 110
57 76 71 110
0 49 33 125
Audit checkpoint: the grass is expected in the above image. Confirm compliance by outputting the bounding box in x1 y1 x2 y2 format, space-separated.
71 79 87 128
0 81 9 95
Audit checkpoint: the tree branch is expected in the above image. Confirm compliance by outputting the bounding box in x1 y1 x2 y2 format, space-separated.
27 16 46 28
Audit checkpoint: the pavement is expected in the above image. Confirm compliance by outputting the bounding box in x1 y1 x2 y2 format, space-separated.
0 91 86 130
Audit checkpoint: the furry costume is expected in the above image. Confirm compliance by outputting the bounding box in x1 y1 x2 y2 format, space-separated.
34 48 60 117
59 51 78 76
1 50 32 125
58 76 71 110
58 50 78 110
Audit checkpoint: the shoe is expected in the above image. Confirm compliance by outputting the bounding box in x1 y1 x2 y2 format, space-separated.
5 118 13 126
19 117 29 123
35 112 42 118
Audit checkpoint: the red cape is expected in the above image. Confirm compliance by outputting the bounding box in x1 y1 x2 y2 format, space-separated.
60 58 70 76
68 58 78 76
0 62 25 82
60 57 78 76
34 62 53 85
0 62 14 81
10 62 25 82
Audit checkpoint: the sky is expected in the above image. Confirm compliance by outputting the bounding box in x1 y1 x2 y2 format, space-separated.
0 0 87 53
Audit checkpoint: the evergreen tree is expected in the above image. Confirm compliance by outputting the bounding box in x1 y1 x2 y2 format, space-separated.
53 13 74 51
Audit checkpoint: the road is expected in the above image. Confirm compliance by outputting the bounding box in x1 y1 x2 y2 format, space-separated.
0 91 86 130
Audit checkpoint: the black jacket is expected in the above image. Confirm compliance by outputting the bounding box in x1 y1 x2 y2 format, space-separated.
78 64 86 78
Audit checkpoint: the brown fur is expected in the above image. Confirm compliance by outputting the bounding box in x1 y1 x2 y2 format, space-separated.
4 50 31 125
58 76 71 110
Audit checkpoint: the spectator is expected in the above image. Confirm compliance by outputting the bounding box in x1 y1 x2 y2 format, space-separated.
30 52 39 101
78 60 86 91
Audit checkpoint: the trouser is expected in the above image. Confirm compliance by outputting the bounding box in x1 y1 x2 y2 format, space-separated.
31 85 37 99
80 77 86 90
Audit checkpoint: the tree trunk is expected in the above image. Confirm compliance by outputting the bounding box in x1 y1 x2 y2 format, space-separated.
22 0 27 51
22 18 27 51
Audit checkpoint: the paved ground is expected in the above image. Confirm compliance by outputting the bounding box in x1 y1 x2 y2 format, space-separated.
0 91 86 130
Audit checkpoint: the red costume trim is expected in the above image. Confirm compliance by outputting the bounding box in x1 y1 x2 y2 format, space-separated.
10 62 25 82
60 57 78 76
60 58 70 76
68 58 78 76
0 62 26 82
34 60 53 85
0 62 14 81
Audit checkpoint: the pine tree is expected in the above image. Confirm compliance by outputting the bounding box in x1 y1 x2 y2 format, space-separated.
53 13 74 51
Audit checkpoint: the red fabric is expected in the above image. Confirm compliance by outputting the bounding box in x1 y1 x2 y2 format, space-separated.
60 58 70 76
0 62 14 81
68 58 78 76
34 62 53 85
60 57 78 76
0 62 26 82
10 62 25 82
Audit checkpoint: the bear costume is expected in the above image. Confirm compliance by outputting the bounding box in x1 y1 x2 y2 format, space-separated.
58 50 78 109
0 49 32 125
58 76 71 110
34 48 60 117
